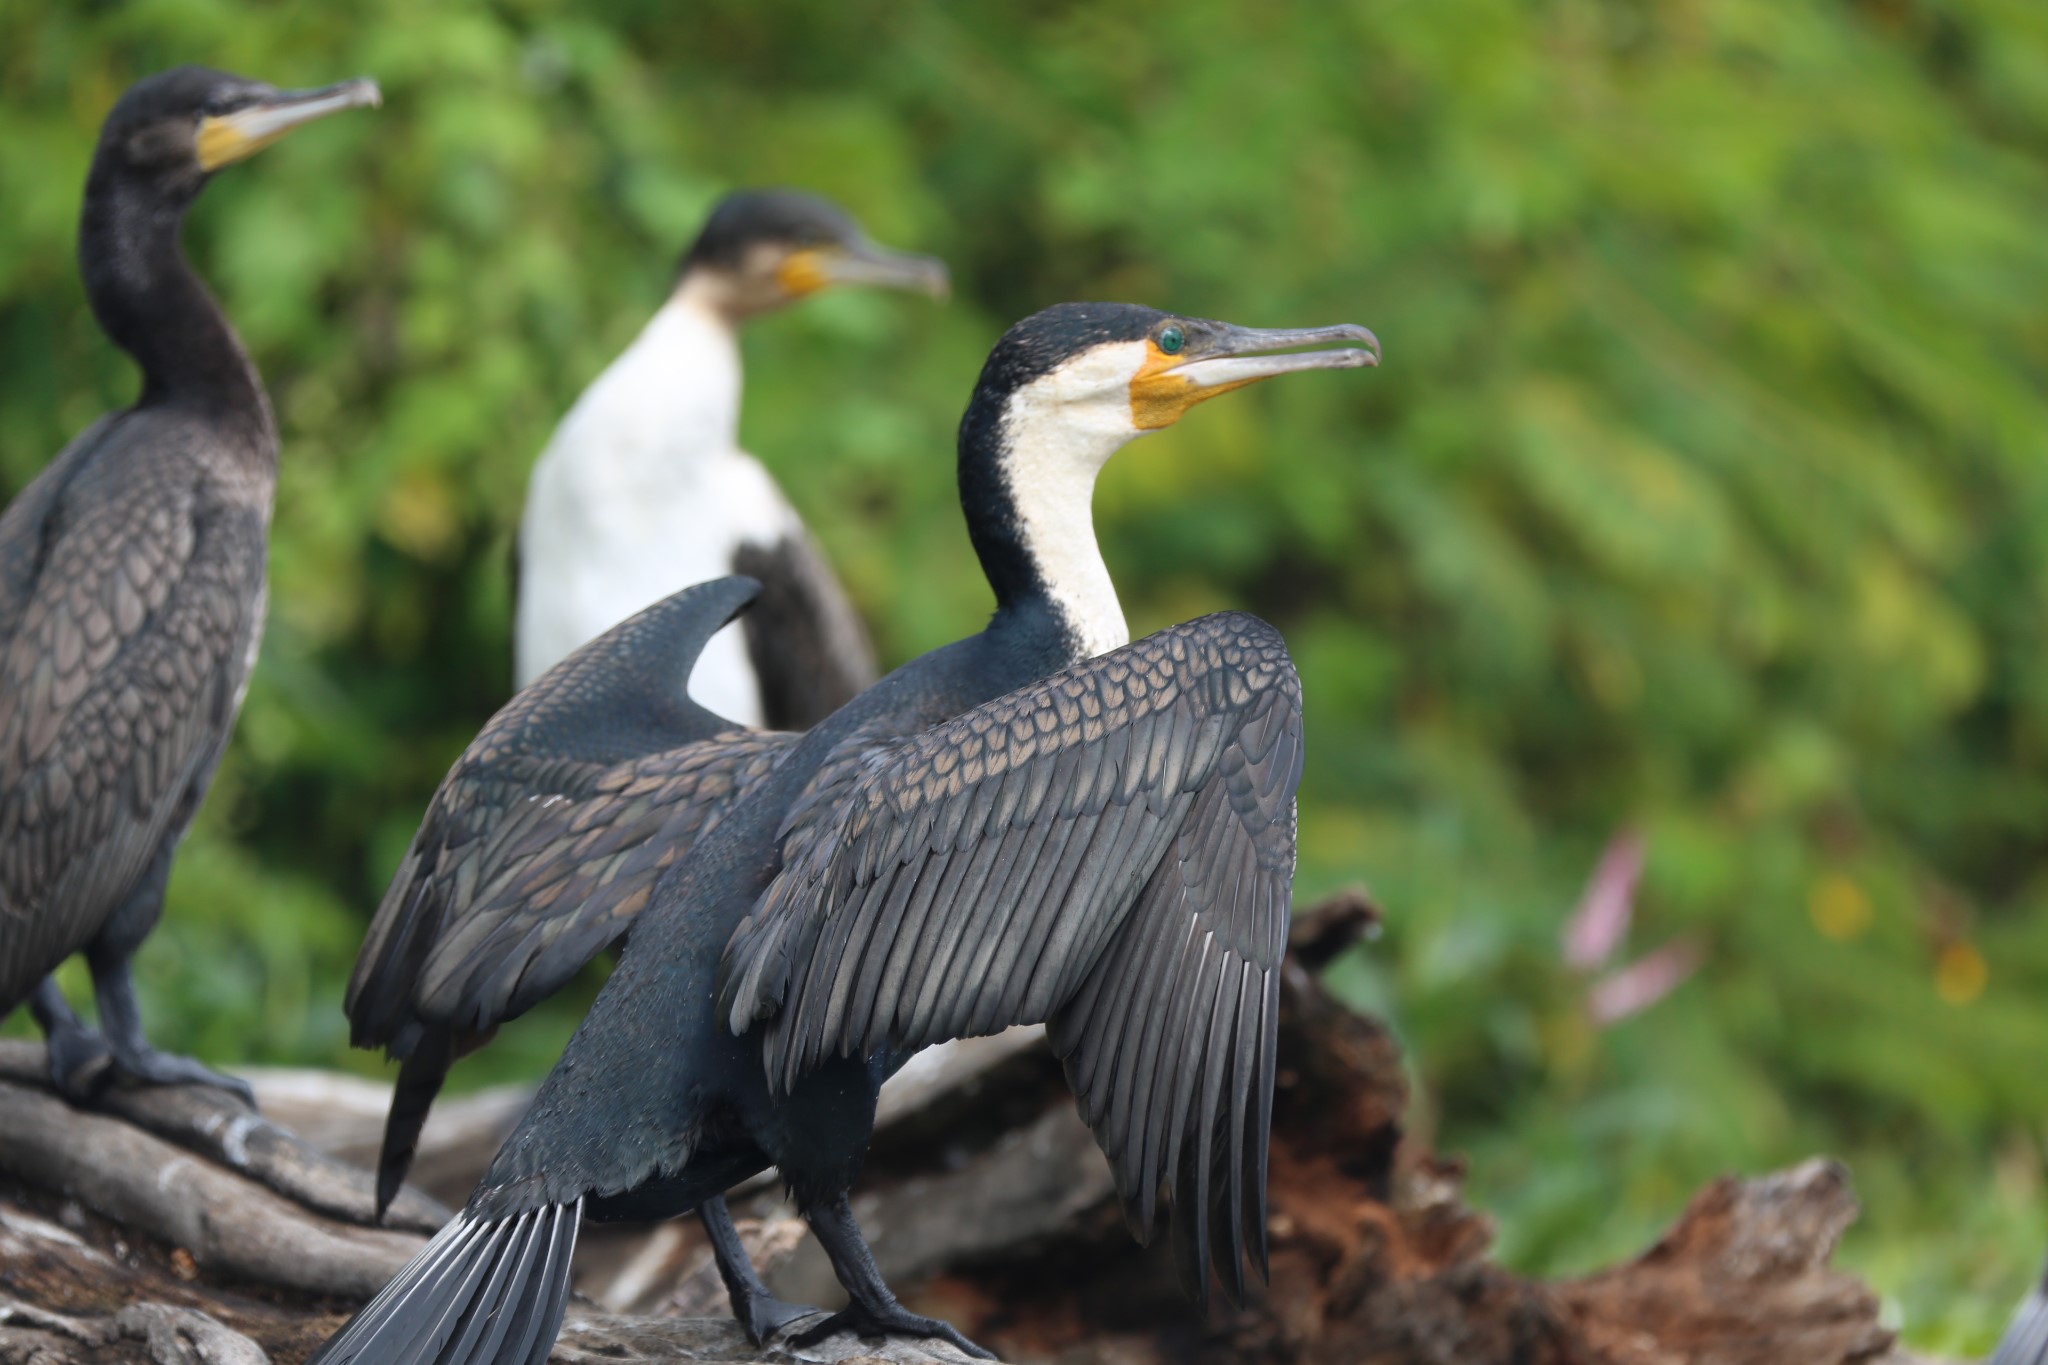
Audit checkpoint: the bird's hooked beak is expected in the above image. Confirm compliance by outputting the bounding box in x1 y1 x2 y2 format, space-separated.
1129 322 1381 430
777 239 952 302
197 78 382 172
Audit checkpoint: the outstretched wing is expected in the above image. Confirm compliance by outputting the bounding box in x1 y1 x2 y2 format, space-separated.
346 577 795 1051
482 575 765 768
1 431 263 1007
348 733 793 1050
719 611 1302 1304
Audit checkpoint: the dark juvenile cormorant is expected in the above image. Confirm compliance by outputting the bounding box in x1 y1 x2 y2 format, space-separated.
1992 1259 2048 1364
515 189 949 729
312 302 1379 1364
0 66 378 1100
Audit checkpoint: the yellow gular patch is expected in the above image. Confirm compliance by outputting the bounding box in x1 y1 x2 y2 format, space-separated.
1128 337 1260 431
775 249 832 299
195 115 283 171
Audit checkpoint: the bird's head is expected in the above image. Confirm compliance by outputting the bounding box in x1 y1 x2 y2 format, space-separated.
962 301 1381 478
957 302 1380 629
93 65 380 198
677 189 950 320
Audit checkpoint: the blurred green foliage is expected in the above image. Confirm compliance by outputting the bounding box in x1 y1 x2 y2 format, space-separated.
3 0 2046 1350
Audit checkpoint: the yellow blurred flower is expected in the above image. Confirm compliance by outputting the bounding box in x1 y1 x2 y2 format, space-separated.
377 469 462 563
1934 943 1987 1006
1808 873 1872 942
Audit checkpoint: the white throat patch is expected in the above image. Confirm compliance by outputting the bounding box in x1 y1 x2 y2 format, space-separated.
996 342 1151 658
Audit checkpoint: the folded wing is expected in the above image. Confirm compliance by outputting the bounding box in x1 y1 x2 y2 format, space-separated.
720 611 1302 1304
1 444 262 1008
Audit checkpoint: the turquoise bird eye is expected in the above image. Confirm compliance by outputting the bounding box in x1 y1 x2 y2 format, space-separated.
1158 326 1185 355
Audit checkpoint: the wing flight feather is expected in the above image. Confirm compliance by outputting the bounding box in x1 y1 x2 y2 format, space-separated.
719 610 1302 1304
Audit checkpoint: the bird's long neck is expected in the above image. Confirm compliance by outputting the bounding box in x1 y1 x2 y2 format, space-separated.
78 164 271 444
634 273 744 454
959 389 1130 662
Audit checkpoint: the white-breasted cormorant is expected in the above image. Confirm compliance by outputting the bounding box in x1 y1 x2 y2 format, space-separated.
1992 1260 2048 1365
312 302 1379 1364
0 66 378 1100
514 189 948 728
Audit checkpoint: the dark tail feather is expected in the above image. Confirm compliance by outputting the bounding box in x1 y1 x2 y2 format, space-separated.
1992 1260 2048 1365
378 1030 456 1221
308 1200 581 1365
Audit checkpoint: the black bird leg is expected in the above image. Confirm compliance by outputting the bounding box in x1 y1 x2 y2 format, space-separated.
74 840 254 1105
698 1195 818 1344
28 977 110 1099
793 1190 994 1359
88 954 254 1105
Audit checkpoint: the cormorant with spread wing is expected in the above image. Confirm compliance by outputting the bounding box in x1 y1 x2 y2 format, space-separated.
314 302 1378 1364
0 66 377 1100
515 189 948 728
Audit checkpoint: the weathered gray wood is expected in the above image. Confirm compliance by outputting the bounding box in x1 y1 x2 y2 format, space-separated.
0 1296 270 1365
874 1028 1046 1129
0 1079 424 1299
0 1188 995 1365
0 1043 445 1235
554 1311 989 1364
0 895 1951 1365
240 1067 528 1216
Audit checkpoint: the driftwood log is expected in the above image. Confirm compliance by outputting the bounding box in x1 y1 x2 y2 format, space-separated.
0 892 1947 1364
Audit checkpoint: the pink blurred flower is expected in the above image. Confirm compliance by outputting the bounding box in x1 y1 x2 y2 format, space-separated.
1564 828 1646 970
1562 827 1700 1025
1588 938 1703 1025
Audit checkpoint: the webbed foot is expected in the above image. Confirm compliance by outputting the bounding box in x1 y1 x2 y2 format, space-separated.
44 1022 113 1100
698 1194 818 1346
30 978 111 1101
798 1186 997 1359
92 958 256 1106
105 1041 256 1106
790 1301 995 1359
733 1287 821 1347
